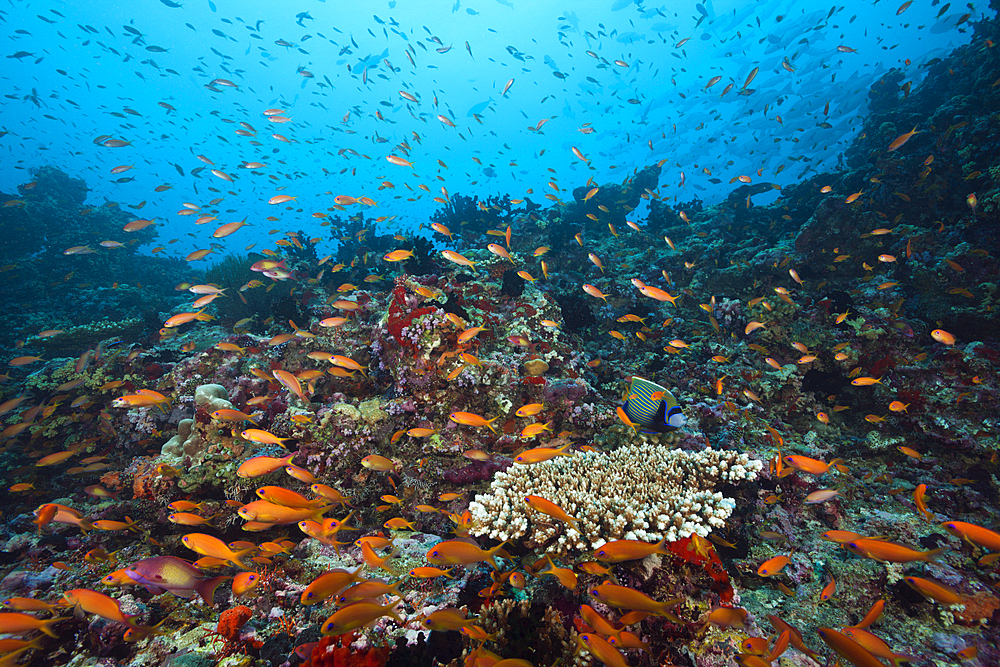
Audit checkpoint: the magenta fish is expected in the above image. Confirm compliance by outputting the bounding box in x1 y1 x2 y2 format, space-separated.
124 556 229 605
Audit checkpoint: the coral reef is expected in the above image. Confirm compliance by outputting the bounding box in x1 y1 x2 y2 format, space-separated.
0 6 999 667
469 444 763 554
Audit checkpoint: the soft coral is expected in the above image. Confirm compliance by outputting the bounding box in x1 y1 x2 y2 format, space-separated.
302 632 391 667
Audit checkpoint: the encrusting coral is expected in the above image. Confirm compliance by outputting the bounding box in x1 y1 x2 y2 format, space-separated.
469 444 763 555
160 383 235 462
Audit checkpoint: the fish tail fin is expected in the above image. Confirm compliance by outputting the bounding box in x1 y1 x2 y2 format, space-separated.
485 415 500 433
655 598 684 621
485 541 508 570
230 547 257 570
40 617 66 637
556 443 574 457
386 581 405 599
384 604 404 626
653 535 671 557
379 547 399 576
196 576 230 606
337 510 357 532
924 546 949 561
124 614 173 642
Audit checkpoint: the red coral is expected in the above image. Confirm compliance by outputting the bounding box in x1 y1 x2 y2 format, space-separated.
386 277 437 349
302 632 390 667
131 461 171 501
667 537 734 604
203 605 260 661
867 354 896 379
217 605 252 641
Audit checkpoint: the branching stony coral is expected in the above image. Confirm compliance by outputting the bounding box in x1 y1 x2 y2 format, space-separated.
469 444 763 556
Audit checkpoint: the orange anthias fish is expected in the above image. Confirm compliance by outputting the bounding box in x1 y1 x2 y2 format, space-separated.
256 486 328 509
520 421 552 438
272 370 310 404
515 403 545 417
181 533 255 569
818 628 886 667
384 249 414 262
582 284 610 303
0 612 65 637
361 454 396 472
783 455 842 475
212 409 258 424
112 391 171 410
904 576 961 605
703 606 748 631
538 556 577 590
887 126 920 152
300 568 366 605
940 520 1000 551
757 554 792 577
61 589 143 628
593 537 670 563
425 539 507 570
524 495 581 534
449 411 499 433
514 443 573 464
239 500 326 525
321 601 403 636
441 249 476 269
577 634 630 667
237 453 296 478
588 581 681 618
843 538 947 563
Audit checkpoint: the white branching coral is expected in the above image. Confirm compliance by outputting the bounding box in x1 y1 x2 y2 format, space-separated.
469 444 763 556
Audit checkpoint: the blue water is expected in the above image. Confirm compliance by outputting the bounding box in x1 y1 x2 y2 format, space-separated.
0 0 973 258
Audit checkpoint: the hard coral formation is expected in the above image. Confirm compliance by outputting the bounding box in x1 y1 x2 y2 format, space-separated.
469 444 762 554
160 384 234 462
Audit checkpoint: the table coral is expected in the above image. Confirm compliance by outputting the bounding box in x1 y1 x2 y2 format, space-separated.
469 444 763 555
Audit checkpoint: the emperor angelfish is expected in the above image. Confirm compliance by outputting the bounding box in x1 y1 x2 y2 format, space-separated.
622 376 686 433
